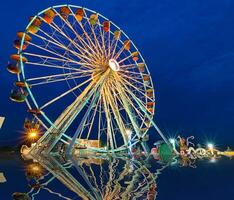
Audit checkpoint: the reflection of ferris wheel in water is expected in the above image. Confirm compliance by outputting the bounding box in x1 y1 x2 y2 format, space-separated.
8 5 169 153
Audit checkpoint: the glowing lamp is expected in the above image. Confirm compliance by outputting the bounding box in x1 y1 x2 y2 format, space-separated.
109 59 120 71
28 130 38 139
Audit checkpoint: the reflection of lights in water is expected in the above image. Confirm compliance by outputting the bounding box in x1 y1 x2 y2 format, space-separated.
28 163 42 173
210 157 217 163
23 156 161 200
31 165 41 172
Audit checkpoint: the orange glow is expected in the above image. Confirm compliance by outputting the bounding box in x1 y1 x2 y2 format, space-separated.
27 130 38 139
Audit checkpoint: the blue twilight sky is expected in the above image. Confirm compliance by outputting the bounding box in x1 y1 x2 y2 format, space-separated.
1 0 234 146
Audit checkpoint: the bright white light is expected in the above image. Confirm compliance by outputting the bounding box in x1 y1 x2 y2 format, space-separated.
169 138 176 144
126 129 132 136
207 143 214 150
109 59 120 71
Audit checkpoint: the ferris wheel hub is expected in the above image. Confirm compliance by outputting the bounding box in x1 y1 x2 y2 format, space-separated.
109 59 120 72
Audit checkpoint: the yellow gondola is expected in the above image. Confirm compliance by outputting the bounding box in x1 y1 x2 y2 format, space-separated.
114 30 121 40
27 17 42 34
123 40 131 50
75 8 84 22
103 21 110 32
146 89 153 97
89 14 98 25
147 107 154 114
27 25 39 34
10 54 27 63
131 51 139 61
137 63 145 72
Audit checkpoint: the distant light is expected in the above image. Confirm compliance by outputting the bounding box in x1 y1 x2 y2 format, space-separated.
28 130 38 139
27 163 42 174
169 138 176 144
126 129 132 138
207 143 214 150
109 59 120 71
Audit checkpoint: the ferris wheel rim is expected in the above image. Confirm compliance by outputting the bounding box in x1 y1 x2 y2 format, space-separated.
16 4 156 151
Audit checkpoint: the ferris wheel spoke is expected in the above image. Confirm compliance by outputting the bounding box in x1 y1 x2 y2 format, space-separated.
26 70 91 82
120 77 148 96
120 71 146 83
117 53 134 64
119 80 154 120
32 31 83 61
106 28 111 59
105 98 118 150
39 17 97 62
120 64 139 71
82 9 106 56
95 18 108 60
114 45 126 60
91 25 106 57
120 92 148 127
109 34 119 59
112 78 142 140
105 84 128 146
118 73 149 92
52 9 100 59
119 76 154 101
29 73 92 87
23 52 96 69
110 82 147 128
119 70 145 79
86 96 101 140
70 8 104 58
97 98 102 142
116 77 149 118
121 86 170 144
27 41 86 65
102 89 115 150
26 61 90 72
28 33 96 67
40 74 95 110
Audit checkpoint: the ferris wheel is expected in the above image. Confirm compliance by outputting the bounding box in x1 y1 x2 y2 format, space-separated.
8 5 169 153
